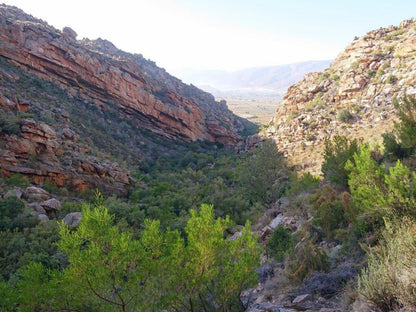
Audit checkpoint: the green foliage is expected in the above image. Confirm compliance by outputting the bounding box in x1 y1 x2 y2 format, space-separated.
238 140 288 204
0 221 61 281
3 173 30 188
385 74 397 84
310 185 349 239
322 135 360 188
358 219 416 311
0 196 26 231
337 108 353 122
286 172 320 197
9 204 259 311
346 145 385 213
266 225 295 261
383 94 416 160
0 110 21 135
286 237 329 282
58 204 164 311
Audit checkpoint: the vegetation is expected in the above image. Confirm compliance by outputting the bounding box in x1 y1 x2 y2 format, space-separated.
1 203 260 311
337 108 353 122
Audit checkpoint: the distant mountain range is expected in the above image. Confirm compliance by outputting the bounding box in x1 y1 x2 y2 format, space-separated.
178 60 332 97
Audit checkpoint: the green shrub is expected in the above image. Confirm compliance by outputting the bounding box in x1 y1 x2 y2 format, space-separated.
383 94 416 159
0 196 26 231
0 111 21 135
266 225 295 261
322 135 360 188
3 173 30 188
286 238 329 282
386 74 397 84
337 109 353 122
310 184 348 239
358 219 416 311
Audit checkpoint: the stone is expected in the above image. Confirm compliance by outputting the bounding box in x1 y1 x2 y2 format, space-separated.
38 214 49 221
28 202 46 214
270 214 284 229
63 212 82 226
257 263 274 283
25 186 51 202
40 198 62 211
297 266 357 297
4 187 23 199
293 294 312 304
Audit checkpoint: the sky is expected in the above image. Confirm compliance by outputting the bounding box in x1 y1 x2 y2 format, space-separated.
1 0 415 78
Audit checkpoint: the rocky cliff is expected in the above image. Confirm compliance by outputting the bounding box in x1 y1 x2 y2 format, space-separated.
0 4 248 193
258 19 416 174
0 4 241 145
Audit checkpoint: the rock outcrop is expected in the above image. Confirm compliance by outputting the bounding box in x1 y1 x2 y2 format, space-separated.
0 5 241 146
259 19 416 174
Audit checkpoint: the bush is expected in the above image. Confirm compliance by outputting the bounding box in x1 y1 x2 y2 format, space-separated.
3 173 30 188
0 196 25 231
358 219 416 311
322 135 360 188
286 238 329 283
383 94 416 159
310 184 348 239
337 109 353 122
266 225 295 261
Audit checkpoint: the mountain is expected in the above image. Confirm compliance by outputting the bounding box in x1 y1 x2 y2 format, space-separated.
179 60 332 96
255 18 416 174
0 5 250 193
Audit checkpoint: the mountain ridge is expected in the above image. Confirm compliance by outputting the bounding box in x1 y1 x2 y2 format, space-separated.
0 4 243 146
179 60 332 96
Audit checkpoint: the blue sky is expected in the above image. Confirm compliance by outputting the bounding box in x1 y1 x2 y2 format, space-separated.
2 0 415 77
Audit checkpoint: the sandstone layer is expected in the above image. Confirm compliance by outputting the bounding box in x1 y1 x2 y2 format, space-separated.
0 5 241 146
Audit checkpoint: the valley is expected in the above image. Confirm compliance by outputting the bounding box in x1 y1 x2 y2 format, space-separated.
0 3 416 312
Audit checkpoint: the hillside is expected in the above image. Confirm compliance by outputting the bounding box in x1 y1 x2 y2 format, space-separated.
0 4 254 193
257 19 416 174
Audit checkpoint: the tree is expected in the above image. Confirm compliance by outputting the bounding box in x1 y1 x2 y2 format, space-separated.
10 203 260 312
58 205 162 311
168 204 260 312
239 139 288 204
322 135 360 188
383 94 416 160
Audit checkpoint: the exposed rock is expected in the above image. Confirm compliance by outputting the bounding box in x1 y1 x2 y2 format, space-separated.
257 262 274 283
254 18 416 174
38 214 49 221
297 266 357 297
28 202 47 214
270 214 284 229
40 198 62 211
63 212 82 226
25 186 51 202
4 187 23 199
0 5 242 146
293 294 312 304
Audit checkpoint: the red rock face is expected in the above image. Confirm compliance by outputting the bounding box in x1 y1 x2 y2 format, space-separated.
0 5 241 146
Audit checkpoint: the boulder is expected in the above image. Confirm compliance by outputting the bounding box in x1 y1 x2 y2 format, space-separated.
40 198 62 211
63 212 82 226
25 186 51 202
4 187 23 199
293 294 312 304
38 214 49 221
28 202 46 214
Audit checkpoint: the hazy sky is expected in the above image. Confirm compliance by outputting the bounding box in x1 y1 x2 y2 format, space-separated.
2 0 415 77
